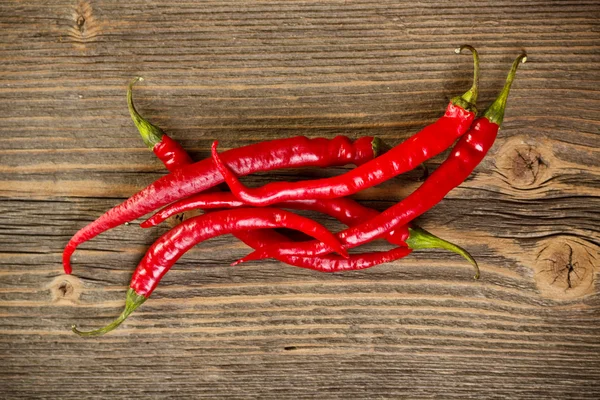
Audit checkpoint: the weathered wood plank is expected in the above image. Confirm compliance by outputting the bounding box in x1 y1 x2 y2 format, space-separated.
1 0 599 399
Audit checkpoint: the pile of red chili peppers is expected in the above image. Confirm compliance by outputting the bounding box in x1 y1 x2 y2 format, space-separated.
66 46 526 336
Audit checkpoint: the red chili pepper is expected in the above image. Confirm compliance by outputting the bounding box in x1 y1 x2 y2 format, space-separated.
70 208 354 336
72 216 477 337
142 195 409 246
64 46 475 274
126 71 476 275
278 247 413 272
63 134 379 274
128 77 193 171
127 84 402 253
210 46 480 207
139 171 479 275
240 54 526 265
236 225 477 274
140 193 477 274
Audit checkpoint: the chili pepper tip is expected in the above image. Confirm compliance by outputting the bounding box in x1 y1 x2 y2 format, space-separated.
232 250 265 266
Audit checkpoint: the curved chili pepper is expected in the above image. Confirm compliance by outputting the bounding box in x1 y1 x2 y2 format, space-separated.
63 134 379 274
142 195 408 245
236 225 476 273
210 46 480 206
72 214 477 337
139 156 477 273
281 247 414 272
71 207 353 337
240 54 527 274
128 77 193 171
141 193 476 273
129 85 402 260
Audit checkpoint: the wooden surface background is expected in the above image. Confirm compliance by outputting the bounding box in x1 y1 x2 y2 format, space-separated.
1 1 599 398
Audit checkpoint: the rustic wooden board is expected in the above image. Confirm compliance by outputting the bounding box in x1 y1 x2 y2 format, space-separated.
1 0 599 398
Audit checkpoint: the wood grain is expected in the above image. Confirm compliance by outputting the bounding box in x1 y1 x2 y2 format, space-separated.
1 0 599 398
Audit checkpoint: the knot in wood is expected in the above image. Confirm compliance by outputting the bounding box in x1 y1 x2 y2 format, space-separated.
69 0 102 45
58 281 73 297
534 238 597 300
496 138 550 190
76 15 86 32
49 276 82 303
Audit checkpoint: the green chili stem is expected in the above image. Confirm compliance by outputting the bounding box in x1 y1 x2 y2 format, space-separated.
72 288 146 337
451 45 480 113
406 226 480 280
483 54 527 126
371 137 383 158
127 77 164 149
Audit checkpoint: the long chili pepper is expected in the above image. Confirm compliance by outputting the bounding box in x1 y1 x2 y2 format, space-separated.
279 247 413 272
239 54 527 272
211 46 480 207
236 225 477 274
70 208 361 336
72 213 477 337
128 77 193 171
63 134 379 274
130 120 476 275
142 195 408 245
141 192 477 273
63 45 475 274
126 84 407 254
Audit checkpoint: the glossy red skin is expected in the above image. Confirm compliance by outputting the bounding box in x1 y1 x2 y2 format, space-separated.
235 226 412 272
145 135 413 273
148 134 411 276
63 135 375 274
153 135 193 171
130 208 349 297
269 247 413 273
141 195 409 247
254 117 499 258
213 103 475 206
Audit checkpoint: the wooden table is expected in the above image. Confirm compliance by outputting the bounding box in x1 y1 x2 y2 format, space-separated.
2 1 599 398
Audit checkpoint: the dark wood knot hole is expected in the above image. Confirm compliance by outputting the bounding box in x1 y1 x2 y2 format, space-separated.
58 281 74 298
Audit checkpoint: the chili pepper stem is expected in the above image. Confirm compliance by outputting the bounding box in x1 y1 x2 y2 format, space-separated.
72 288 146 337
483 54 527 126
371 137 383 158
127 77 164 149
233 225 479 279
451 45 480 113
404 226 480 279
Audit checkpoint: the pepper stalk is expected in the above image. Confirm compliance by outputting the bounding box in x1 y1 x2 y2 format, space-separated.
451 45 480 114
127 77 164 149
483 54 527 126
405 226 479 279
72 288 146 337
